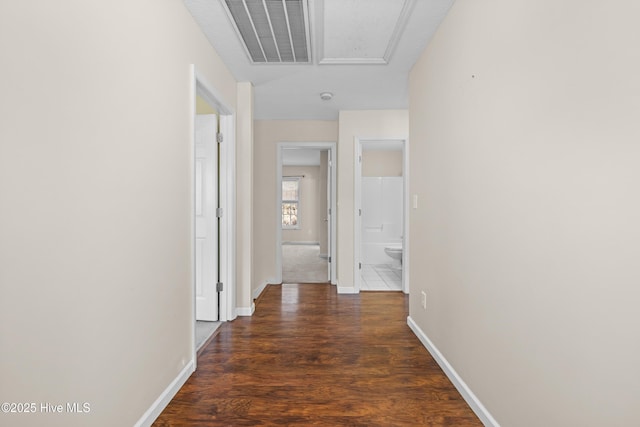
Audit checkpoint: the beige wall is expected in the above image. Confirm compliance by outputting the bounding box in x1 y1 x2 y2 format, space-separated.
409 0 640 426
337 110 409 290
236 82 254 312
282 166 322 243
0 1 238 426
253 120 338 289
196 95 217 114
362 150 403 177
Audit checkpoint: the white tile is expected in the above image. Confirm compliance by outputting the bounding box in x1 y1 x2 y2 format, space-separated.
363 280 389 291
386 280 402 290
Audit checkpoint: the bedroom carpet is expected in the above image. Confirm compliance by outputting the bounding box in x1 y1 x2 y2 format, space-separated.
282 244 329 283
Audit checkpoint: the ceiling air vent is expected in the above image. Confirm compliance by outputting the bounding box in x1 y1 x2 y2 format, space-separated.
223 0 311 63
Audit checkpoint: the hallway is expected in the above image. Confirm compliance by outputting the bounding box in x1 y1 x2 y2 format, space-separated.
154 284 480 426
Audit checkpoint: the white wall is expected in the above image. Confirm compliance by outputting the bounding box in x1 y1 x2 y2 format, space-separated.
253 120 338 290
337 111 409 291
0 1 239 426
409 0 640 425
361 177 403 264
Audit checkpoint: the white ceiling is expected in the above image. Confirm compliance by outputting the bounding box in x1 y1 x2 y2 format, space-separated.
184 0 454 120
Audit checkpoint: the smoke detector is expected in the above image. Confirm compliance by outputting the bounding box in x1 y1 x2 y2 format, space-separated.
320 92 333 101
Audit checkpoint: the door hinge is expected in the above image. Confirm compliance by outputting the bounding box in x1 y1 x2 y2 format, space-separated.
328 208 331 215
358 155 362 163
359 209 362 216
216 282 223 292
216 207 223 218
217 133 223 143
359 263 362 270
328 256 331 263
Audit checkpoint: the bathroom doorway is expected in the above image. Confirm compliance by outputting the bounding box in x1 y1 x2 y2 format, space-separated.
354 139 409 293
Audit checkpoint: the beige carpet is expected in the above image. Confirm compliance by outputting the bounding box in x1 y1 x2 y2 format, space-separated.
282 244 329 283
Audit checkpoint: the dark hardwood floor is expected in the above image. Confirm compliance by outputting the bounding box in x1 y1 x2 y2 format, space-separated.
153 284 481 426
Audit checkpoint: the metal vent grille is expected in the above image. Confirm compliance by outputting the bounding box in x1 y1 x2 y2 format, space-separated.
224 0 310 63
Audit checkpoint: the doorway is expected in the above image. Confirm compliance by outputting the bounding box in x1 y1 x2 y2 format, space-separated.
354 139 410 294
276 143 337 284
191 66 236 361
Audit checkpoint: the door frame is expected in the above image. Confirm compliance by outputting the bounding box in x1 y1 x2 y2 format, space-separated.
190 65 237 365
354 137 410 294
276 142 337 284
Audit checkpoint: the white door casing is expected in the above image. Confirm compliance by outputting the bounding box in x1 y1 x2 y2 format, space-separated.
275 142 337 285
354 138 410 294
354 141 363 292
326 149 332 281
195 114 218 321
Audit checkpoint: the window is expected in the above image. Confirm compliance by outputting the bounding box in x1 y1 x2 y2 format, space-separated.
282 177 300 229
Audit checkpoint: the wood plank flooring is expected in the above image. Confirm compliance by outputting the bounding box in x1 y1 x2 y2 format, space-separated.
153 284 481 426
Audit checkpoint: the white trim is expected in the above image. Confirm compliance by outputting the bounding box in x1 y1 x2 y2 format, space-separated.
134 360 195 427
189 66 197 370
316 0 415 65
219 112 237 322
253 281 270 300
319 58 388 65
194 69 233 115
337 286 357 294
276 142 337 285
236 302 255 317
402 139 410 295
407 316 501 427
353 139 362 292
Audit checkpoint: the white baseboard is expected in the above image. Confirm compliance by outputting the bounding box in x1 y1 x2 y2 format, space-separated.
407 316 500 427
134 359 195 427
236 302 255 316
337 286 357 294
253 281 270 300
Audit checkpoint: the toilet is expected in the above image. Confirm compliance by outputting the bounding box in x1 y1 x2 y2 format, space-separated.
384 243 403 270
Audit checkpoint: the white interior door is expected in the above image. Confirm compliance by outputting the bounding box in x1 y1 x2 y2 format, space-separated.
195 114 218 321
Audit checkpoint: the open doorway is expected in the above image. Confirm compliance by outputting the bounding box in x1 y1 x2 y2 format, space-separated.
355 139 410 293
193 95 221 349
191 66 236 360
276 143 337 284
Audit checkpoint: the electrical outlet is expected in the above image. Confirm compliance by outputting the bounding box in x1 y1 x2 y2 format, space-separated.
421 291 427 310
